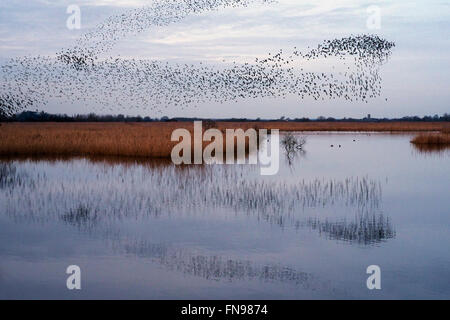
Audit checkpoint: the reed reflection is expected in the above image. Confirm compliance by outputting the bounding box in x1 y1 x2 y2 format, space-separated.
411 143 450 155
55 202 330 289
114 240 327 289
1 159 384 228
61 204 100 230
304 212 395 245
58 203 394 245
0 163 23 189
0 158 394 290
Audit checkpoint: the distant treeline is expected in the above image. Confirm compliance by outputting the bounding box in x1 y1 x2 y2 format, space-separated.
2 111 450 122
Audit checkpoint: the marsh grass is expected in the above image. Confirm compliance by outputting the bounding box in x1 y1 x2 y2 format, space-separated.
251 121 446 132
411 132 450 146
0 122 258 158
0 122 446 158
0 123 179 158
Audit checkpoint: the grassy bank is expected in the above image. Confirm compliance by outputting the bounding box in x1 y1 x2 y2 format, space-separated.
0 123 179 158
0 122 448 158
410 131 450 153
235 121 447 132
411 132 450 145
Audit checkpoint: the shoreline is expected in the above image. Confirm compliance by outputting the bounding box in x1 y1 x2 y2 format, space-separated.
1 121 448 131
1 122 448 158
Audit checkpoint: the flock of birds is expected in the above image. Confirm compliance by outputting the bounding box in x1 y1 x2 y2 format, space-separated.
0 0 395 117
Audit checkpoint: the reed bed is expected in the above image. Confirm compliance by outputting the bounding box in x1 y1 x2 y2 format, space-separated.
0 122 447 158
238 121 446 132
411 132 450 145
0 122 189 158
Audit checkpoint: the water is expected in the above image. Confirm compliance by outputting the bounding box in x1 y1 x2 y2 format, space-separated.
0 133 449 299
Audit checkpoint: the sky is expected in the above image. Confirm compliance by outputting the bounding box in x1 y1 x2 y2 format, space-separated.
0 0 449 118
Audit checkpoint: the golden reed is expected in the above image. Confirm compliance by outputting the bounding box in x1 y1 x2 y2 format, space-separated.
411 132 450 145
0 121 447 158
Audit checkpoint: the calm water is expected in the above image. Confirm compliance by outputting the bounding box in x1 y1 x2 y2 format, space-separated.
0 133 449 299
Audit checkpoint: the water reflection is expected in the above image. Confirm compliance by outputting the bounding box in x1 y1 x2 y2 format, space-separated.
57 202 394 245
0 157 393 291
1 158 384 232
0 163 21 189
2 132 449 299
54 199 330 289
411 143 450 155
284 146 306 166
114 240 327 289
304 212 395 245
0 154 173 167
61 204 100 230
281 133 307 166
56 202 328 289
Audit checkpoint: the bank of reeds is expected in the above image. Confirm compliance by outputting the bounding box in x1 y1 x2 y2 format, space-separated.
0 121 447 158
0 122 256 158
411 132 450 145
0 123 179 158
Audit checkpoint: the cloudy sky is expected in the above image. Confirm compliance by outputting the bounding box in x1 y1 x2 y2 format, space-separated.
0 0 449 118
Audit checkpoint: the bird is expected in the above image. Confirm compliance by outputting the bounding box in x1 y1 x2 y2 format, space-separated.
0 0 396 117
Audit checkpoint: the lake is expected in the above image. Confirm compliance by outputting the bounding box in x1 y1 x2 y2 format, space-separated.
0 132 449 299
